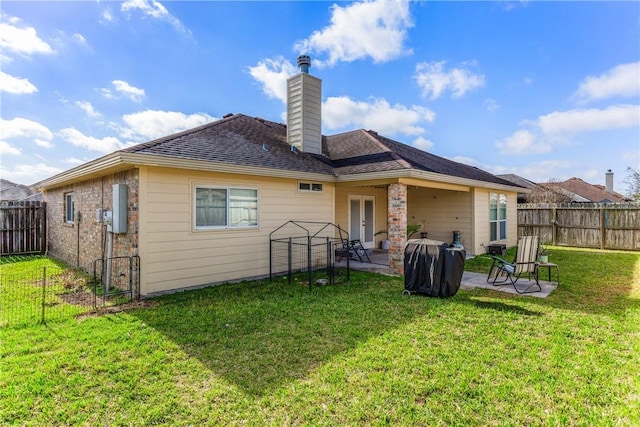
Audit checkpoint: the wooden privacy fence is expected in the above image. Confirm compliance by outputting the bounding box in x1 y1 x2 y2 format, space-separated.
518 203 640 251
0 201 47 255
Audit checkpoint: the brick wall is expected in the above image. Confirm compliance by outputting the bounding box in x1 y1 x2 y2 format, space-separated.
388 183 407 275
45 169 139 273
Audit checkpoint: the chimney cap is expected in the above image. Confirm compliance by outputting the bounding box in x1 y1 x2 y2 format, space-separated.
297 55 311 73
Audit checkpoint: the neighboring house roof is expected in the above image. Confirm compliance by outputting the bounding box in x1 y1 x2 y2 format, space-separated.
550 177 629 203
33 114 524 192
496 174 539 190
0 179 40 201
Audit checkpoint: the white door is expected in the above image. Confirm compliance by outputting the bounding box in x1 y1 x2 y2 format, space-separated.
349 195 375 249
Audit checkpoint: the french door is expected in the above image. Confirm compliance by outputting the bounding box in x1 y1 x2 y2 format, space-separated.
349 195 375 249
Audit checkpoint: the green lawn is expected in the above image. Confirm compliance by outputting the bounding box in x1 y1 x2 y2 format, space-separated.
1 247 639 425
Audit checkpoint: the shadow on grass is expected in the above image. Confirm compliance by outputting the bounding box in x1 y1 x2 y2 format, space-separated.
132 248 640 397
466 298 543 316
133 272 450 396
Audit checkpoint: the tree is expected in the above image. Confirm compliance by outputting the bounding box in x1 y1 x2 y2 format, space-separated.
526 179 574 204
625 166 640 201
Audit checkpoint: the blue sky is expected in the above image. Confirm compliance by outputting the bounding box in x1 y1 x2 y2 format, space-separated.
1 1 639 194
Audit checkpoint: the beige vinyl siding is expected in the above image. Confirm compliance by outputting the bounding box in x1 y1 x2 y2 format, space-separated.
407 187 472 246
472 188 490 255
472 187 519 255
138 166 334 295
506 192 518 247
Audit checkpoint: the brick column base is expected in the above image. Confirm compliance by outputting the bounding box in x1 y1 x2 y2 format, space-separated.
388 183 407 275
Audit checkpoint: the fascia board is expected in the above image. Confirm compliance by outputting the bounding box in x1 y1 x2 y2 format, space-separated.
33 152 336 190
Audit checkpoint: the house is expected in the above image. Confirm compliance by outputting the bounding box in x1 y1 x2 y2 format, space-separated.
0 179 41 202
496 174 540 203
498 171 630 204
33 56 525 296
545 171 630 203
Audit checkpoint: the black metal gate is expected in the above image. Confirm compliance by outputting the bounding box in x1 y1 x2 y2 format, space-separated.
92 256 140 308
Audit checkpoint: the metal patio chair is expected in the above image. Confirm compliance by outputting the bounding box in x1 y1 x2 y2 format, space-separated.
486 235 541 294
336 238 371 263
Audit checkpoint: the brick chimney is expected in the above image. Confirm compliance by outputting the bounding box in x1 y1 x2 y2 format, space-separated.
605 169 614 193
286 55 322 154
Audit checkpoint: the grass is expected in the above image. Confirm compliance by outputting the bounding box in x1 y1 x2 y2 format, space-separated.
1 247 639 425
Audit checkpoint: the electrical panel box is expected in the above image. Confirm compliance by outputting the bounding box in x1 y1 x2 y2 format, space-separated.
112 184 128 234
103 210 113 229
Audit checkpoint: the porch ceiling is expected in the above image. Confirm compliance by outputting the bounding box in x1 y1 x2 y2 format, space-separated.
334 177 470 192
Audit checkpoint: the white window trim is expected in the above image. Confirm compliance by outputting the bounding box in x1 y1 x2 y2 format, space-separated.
64 192 74 224
193 184 259 231
489 193 507 241
298 181 323 193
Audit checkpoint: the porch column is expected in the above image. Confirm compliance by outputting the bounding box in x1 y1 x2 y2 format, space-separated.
388 183 407 275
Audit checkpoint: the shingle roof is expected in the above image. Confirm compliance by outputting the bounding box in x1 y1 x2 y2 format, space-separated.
496 174 539 190
552 177 628 203
323 130 518 187
122 114 335 176
118 114 521 188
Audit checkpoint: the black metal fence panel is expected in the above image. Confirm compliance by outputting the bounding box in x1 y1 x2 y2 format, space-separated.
269 221 350 288
0 262 94 327
93 256 140 307
0 255 140 328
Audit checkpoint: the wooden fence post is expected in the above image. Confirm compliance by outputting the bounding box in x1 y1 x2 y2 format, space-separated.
600 205 605 250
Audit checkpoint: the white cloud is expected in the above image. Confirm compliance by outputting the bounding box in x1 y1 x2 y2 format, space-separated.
294 0 413 67
58 128 124 153
121 0 188 33
510 160 574 184
323 96 434 136
100 88 114 99
101 8 115 23
495 129 551 155
73 33 87 44
484 98 499 112
76 101 102 118
537 105 640 135
1 162 63 185
0 117 53 142
247 57 296 102
101 80 145 102
0 17 53 56
34 139 53 149
112 80 145 102
63 157 85 165
414 61 485 100
573 62 640 104
0 71 37 94
0 141 21 155
412 136 434 151
120 110 216 141
496 104 639 157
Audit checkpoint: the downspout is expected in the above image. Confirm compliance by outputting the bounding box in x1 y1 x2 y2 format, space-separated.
76 210 81 267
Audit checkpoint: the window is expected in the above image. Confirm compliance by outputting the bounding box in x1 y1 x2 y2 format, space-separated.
489 193 507 241
299 182 323 192
195 186 258 229
64 192 74 224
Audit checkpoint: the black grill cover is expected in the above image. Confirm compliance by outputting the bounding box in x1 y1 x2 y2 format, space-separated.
404 239 466 297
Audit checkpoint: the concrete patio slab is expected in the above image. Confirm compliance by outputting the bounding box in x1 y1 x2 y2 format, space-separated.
340 250 557 298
